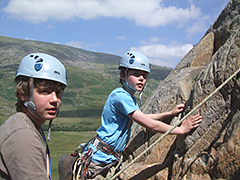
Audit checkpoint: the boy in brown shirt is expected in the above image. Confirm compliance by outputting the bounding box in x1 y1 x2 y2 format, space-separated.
0 53 67 180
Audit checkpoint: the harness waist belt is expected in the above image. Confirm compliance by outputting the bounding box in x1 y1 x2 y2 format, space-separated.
89 136 121 161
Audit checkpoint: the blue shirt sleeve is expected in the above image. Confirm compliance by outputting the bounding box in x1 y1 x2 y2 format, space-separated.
113 90 139 116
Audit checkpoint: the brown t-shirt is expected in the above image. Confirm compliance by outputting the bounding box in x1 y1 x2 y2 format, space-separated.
0 112 50 180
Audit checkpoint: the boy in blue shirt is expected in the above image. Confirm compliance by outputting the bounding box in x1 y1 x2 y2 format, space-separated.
60 51 202 180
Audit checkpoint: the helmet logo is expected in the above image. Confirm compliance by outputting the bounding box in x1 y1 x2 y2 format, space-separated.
35 64 43 71
34 58 44 71
129 59 134 64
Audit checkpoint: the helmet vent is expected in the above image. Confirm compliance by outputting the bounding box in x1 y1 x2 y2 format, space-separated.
36 58 43 63
127 52 135 59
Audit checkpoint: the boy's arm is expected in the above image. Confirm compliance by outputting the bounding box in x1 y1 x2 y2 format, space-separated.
129 109 202 135
145 104 185 120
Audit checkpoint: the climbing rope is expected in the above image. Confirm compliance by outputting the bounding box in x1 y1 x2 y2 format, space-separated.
109 67 240 180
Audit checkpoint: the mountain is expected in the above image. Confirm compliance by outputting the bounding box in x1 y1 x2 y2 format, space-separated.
0 35 172 131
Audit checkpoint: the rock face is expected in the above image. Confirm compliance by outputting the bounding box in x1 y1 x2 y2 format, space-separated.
121 0 240 179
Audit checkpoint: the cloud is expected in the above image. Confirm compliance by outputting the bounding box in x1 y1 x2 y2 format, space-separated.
130 42 193 67
65 40 102 49
115 35 126 40
25 37 35 41
131 43 192 59
150 36 159 43
149 58 178 67
185 15 210 39
47 24 54 29
140 36 160 45
3 0 202 26
65 41 85 49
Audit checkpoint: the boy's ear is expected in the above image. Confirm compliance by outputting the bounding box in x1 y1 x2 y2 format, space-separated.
19 94 29 102
120 72 125 81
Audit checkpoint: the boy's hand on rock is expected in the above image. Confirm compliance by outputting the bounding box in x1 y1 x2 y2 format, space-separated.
171 104 185 116
180 115 202 134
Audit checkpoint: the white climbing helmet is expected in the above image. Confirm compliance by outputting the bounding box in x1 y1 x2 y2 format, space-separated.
119 51 151 73
15 53 67 86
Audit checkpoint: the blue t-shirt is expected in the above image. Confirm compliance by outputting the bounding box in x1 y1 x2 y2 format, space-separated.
84 87 139 164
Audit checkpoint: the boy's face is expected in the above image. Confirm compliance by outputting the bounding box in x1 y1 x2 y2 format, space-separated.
126 69 148 92
24 80 64 126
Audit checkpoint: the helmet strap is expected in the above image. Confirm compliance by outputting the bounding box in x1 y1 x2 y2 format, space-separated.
138 86 146 106
123 69 137 92
23 78 36 111
47 119 53 141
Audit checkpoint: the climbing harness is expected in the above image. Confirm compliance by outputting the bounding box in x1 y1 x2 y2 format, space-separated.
108 67 240 180
72 149 94 180
69 136 122 180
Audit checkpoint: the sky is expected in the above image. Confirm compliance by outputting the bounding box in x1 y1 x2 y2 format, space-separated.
0 0 229 68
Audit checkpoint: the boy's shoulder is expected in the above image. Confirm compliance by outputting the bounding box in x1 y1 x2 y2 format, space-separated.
109 87 136 104
0 112 36 136
109 87 131 99
111 87 128 95
0 112 40 147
